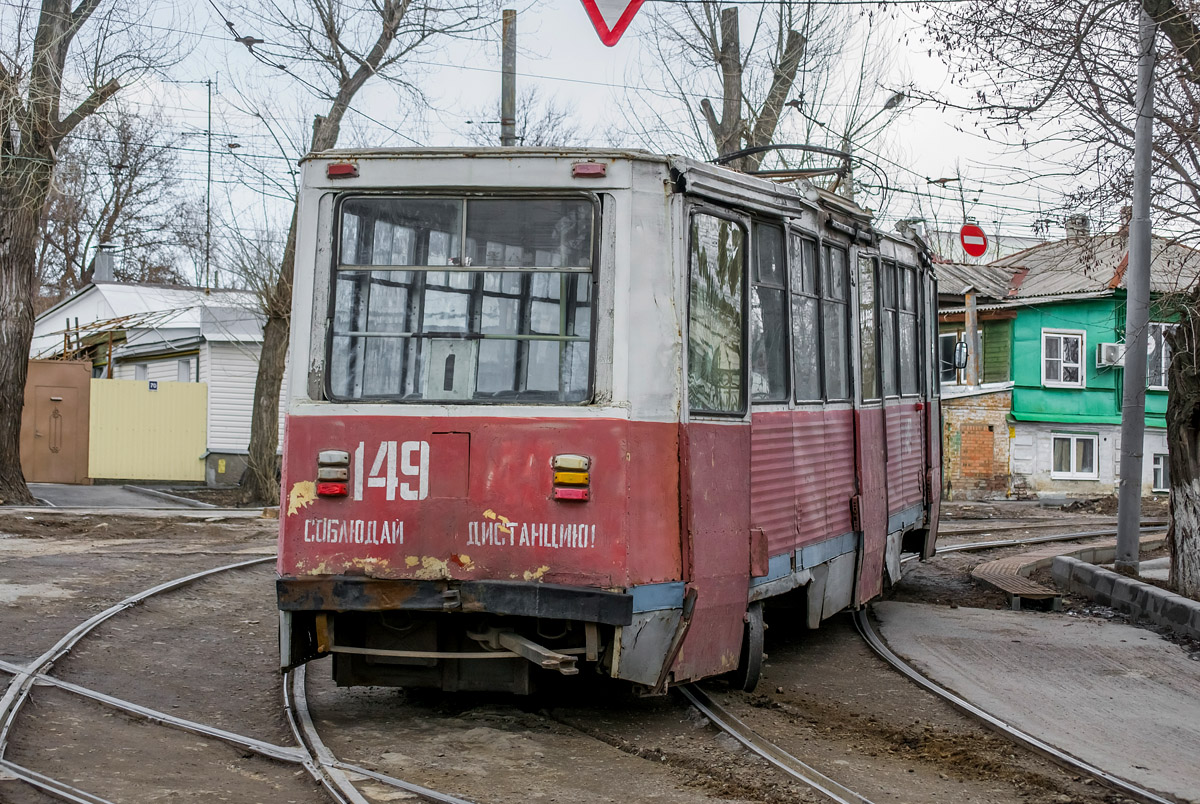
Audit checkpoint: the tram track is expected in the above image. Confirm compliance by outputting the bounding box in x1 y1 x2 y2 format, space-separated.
0 518 1176 804
854 522 1177 804
0 554 478 804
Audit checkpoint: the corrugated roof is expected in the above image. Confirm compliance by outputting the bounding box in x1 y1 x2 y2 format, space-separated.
990 233 1200 298
933 262 1016 300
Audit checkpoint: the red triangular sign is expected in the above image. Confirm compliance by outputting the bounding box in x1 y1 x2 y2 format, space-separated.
579 0 645 47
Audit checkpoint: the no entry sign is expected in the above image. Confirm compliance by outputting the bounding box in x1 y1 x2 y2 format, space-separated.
579 0 645 46
960 223 988 258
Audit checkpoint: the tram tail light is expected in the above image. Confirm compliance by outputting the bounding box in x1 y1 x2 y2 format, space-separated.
552 454 590 502
317 450 350 497
327 162 359 179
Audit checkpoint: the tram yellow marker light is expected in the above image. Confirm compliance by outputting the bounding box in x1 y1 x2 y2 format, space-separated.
554 471 590 486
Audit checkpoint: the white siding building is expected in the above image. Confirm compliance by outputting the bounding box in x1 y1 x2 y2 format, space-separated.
31 281 287 486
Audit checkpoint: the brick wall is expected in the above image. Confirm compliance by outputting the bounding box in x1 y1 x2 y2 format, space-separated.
942 390 1012 499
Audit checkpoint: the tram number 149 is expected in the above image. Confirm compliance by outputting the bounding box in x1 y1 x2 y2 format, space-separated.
352 441 430 501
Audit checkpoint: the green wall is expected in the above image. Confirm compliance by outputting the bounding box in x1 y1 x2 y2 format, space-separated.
1011 295 1167 428
938 318 1012 383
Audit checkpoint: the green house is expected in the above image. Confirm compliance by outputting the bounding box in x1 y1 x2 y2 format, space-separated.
936 227 1199 499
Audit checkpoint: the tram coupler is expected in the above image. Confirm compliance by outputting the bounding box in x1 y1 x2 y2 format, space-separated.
468 627 579 675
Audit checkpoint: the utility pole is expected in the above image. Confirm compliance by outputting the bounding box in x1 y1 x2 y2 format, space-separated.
1116 12 1157 574
964 289 981 388
205 78 213 294
500 10 517 147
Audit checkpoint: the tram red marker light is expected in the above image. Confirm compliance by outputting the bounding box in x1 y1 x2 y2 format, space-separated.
553 487 589 501
572 162 606 178
327 162 359 179
317 481 349 497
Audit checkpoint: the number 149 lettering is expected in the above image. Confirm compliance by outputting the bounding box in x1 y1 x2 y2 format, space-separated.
353 441 429 501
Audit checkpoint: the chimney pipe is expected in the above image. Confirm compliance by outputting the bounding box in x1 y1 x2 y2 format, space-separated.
1065 215 1090 240
94 244 115 282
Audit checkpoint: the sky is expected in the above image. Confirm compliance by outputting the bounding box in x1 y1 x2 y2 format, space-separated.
81 0 1098 276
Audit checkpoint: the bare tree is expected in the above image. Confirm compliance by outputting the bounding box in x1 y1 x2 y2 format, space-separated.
36 105 201 309
620 1 907 189
463 85 582 147
0 0 177 504
231 0 495 506
927 0 1200 594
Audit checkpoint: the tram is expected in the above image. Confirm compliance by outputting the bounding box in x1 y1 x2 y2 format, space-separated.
276 148 940 694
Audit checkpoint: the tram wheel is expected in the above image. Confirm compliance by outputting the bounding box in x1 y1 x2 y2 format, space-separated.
732 601 764 692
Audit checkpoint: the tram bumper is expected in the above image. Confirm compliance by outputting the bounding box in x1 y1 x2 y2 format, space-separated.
277 576 632 692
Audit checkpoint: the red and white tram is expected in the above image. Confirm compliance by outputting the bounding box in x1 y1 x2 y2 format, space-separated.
276 149 940 694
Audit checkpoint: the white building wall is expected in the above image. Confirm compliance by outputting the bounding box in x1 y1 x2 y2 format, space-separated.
205 341 286 453
1011 421 1169 496
113 356 197 384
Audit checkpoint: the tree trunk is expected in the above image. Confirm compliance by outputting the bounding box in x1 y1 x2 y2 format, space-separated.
0 183 47 505
238 206 297 507
1164 305 1200 598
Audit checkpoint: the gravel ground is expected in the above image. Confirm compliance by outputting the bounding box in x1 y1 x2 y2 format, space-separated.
0 503 1178 803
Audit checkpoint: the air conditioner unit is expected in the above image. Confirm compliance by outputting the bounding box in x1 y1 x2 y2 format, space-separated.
1096 342 1124 368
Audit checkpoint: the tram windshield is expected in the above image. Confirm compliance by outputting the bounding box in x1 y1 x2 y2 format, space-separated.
328 196 594 403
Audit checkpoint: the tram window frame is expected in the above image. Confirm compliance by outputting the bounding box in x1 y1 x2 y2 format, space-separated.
325 193 599 405
750 221 789 403
879 259 899 398
821 243 852 402
898 262 921 396
858 254 882 402
791 233 822 403
687 209 748 417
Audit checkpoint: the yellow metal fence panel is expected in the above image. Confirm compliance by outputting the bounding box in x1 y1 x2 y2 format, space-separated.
89 379 207 481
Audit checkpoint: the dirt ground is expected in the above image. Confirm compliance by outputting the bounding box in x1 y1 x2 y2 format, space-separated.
0 502 1184 803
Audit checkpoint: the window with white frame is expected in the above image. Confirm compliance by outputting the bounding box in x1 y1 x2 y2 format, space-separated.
1051 432 1098 479
1043 330 1084 387
1148 323 1175 390
1153 453 1170 492
134 364 148 381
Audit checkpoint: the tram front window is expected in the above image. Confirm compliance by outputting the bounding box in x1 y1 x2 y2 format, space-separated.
329 197 594 403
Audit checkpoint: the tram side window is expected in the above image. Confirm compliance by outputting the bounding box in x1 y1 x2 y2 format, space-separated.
822 245 851 401
791 234 820 401
329 196 594 403
899 264 920 395
879 260 899 397
751 223 788 402
689 214 745 414
858 255 881 401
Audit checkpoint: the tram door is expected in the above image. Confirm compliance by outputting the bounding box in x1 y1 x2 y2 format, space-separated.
853 253 890 605
675 210 753 682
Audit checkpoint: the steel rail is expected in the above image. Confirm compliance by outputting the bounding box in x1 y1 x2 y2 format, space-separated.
0 657 305 764
931 524 1166 557
939 518 1166 537
0 759 116 804
285 665 480 804
852 610 1175 804
0 555 274 756
678 685 876 804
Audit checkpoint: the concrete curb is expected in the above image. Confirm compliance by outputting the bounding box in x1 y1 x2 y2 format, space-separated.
122 485 217 509
1052 556 1200 641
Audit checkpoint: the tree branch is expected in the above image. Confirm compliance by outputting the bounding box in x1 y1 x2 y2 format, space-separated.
54 78 118 143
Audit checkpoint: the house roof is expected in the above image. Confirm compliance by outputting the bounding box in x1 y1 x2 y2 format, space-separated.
32 282 264 359
933 262 1016 300
990 233 1200 298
